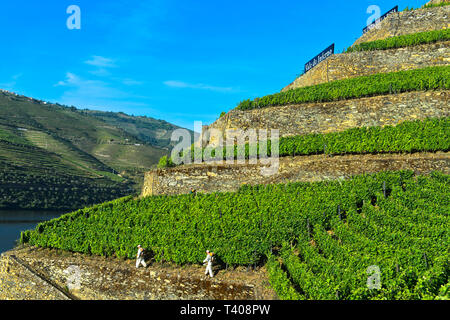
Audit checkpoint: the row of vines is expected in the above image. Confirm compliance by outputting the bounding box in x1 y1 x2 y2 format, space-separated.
346 29 450 53
20 170 449 299
237 66 449 110
158 117 449 167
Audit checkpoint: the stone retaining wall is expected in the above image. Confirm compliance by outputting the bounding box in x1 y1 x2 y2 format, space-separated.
0 246 273 300
142 152 449 197
427 0 449 5
0 252 70 300
205 91 448 146
282 41 449 91
353 5 449 46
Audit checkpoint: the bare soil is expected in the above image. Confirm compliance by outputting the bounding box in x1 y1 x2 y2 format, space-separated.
9 245 277 300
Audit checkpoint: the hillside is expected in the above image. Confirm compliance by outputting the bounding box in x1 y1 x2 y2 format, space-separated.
0 90 181 209
81 110 193 150
2 0 449 301
20 170 450 300
135 0 448 300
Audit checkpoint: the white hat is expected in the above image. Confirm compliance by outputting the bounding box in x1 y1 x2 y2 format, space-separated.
206 250 210 253
137 244 141 247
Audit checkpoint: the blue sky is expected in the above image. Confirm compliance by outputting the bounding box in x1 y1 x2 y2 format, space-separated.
0 0 426 130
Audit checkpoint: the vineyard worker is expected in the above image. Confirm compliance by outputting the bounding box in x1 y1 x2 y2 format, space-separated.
136 244 147 268
203 250 214 278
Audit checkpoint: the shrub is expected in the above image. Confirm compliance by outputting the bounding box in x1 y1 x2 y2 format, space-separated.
157 155 174 168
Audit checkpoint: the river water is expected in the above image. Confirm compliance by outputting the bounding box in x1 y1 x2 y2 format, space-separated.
0 210 65 253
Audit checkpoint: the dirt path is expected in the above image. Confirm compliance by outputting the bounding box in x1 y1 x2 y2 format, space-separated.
6 245 277 300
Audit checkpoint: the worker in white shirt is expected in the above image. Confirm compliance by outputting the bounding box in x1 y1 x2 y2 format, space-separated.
136 244 147 268
203 250 214 278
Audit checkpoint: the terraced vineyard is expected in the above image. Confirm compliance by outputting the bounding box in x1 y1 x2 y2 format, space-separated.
21 170 449 299
23 130 122 180
237 66 449 110
158 117 450 167
0 90 179 209
0 126 133 210
4 0 449 302
345 29 450 52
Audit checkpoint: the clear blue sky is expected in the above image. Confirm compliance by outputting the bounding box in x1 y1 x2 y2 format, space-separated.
0 0 426 130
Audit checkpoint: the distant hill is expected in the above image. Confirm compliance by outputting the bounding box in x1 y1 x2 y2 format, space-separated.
0 89 187 210
82 110 192 150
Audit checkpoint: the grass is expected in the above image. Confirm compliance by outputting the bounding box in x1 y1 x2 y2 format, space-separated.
0 91 170 174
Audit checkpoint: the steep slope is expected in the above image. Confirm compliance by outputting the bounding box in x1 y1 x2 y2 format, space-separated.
282 3 449 92
2 0 449 302
0 90 177 209
20 171 450 300
0 91 169 169
82 110 193 150
282 38 449 91
353 0 449 46
153 1 449 193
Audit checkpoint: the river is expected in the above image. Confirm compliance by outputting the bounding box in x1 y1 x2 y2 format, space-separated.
0 210 66 253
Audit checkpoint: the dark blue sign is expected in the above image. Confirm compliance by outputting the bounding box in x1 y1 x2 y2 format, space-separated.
363 6 398 34
304 43 335 73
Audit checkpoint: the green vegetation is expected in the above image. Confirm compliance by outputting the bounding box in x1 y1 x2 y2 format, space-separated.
276 117 449 156
22 129 122 180
346 29 450 53
21 170 449 299
422 1 450 9
0 162 133 210
404 1 450 11
0 91 177 209
157 117 450 168
157 155 175 169
236 66 449 110
81 110 191 150
266 254 303 300
0 139 134 210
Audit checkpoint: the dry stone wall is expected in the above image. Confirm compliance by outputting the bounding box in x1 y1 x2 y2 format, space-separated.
144 5 450 199
353 5 449 46
427 0 449 5
282 5 449 91
282 41 449 91
0 246 273 300
205 90 448 144
142 152 449 197
0 252 70 300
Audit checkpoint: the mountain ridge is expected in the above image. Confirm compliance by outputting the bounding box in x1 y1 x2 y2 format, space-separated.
0 88 188 209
